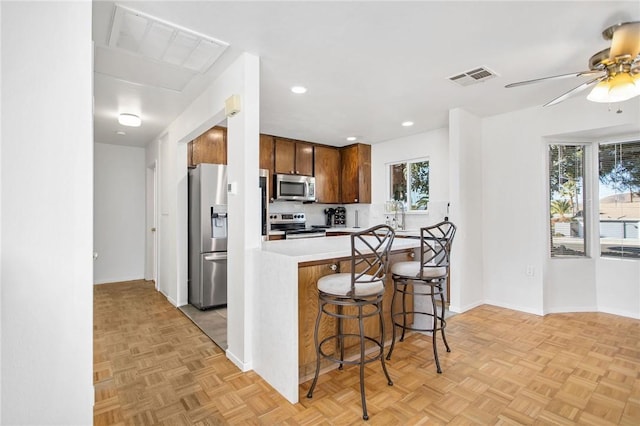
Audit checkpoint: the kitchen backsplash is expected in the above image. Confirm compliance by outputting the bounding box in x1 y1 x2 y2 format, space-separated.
269 200 449 230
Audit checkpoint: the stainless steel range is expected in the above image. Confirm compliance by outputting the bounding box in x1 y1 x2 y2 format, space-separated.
270 212 326 239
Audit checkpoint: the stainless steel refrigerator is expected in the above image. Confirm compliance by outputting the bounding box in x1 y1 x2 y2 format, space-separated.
188 163 228 309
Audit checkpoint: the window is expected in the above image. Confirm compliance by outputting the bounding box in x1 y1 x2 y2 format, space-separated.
598 140 640 259
549 144 586 257
389 159 429 211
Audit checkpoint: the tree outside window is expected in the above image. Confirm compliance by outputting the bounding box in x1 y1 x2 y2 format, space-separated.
549 145 586 257
389 159 429 211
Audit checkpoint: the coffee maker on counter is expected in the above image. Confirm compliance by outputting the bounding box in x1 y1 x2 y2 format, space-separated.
323 208 336 227
334 206 346 227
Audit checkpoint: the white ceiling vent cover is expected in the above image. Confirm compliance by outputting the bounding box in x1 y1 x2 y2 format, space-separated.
448 66 499 87
108 5 229 73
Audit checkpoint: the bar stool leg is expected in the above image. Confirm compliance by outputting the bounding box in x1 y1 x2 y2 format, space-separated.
306 299 324 398
439 286 450 353
386 280 398 360
400 281 408 342
358 305 368 420
430 291 442 374
378 300 393 386
338 304 344 370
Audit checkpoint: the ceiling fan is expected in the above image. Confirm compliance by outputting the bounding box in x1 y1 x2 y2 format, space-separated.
505 21 640 106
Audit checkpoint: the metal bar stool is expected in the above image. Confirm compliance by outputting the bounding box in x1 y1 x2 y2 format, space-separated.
386 221 456 373
306 224 395 421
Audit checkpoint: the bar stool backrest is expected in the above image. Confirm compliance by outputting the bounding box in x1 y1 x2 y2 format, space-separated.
419 221 456 280
349 225 395 295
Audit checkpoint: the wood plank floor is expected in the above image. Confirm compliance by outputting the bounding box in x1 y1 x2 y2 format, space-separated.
94 280 640 425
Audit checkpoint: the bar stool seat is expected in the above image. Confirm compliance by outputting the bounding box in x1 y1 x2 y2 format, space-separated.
391 262 447 279
317 273 384 296
386 221 456 374
306 224 395 421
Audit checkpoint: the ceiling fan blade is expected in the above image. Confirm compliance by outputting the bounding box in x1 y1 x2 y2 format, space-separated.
608 21 640 60
543 76 605 107
505 70 602 88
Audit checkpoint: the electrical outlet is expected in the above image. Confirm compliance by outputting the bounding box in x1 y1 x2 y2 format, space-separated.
525 265 534 277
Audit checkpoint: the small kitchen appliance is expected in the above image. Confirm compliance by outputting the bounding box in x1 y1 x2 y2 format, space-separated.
334 206 346 227
274 174 316 202
324 208 336 227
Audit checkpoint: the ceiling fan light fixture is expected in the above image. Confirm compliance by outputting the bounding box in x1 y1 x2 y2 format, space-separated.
632 72 640 94
607 72 637 102
587 79 611 102
118 113 142 127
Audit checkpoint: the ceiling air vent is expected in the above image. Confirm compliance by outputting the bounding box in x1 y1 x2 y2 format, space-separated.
108 5 229 73
448 66 498 87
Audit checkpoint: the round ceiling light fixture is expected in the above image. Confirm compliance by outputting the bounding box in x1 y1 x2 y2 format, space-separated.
118 113 142 127
401 121 414 127
290 86 307 94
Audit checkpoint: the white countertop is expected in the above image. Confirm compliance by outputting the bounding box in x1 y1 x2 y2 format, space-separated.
260 234 420 263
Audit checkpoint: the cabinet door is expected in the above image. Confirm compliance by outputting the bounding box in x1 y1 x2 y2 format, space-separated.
274 138 296 174
340 143 371 203
298 262 340 381
190 126 227 165
295 142 314 176
313 146 341 203
259 134 275 177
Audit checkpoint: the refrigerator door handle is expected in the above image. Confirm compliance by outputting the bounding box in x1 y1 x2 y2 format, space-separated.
204 253 228 261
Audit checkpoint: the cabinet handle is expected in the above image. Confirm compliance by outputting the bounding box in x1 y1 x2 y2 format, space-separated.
290 170 294 174
409 252 415 259
354 198 358 202
329 264 338 271
295 170 299 174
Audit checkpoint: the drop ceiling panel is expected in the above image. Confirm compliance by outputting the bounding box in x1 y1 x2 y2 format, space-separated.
108 4 229 74
94 46 196 92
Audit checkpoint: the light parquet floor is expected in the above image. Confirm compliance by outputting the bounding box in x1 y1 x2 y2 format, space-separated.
94 280 640 425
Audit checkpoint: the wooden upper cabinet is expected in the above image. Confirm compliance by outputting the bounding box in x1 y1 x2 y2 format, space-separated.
340 143 371 204
314 146 341 204
188 126 227 166
274 137 313 176
259 134 275 177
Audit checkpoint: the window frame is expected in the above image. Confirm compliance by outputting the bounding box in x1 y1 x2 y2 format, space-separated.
547 142 591 259
597 138 640 260
386 157 430 214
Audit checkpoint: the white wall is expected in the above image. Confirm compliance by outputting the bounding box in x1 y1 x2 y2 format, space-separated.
449 109 485 313
1 2 93 424
94 143 146 284
146 53 261 371
482 96 640 318
370 128 450 229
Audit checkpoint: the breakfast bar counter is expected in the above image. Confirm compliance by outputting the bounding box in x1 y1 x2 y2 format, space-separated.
252 235 420 403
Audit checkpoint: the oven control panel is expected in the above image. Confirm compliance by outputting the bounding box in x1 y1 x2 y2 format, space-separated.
270 212 306 225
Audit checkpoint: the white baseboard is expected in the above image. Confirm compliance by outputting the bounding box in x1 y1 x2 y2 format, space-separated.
93 276 145 285
226 348 252 372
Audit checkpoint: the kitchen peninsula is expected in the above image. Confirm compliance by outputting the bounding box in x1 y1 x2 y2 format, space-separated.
252 234 420 403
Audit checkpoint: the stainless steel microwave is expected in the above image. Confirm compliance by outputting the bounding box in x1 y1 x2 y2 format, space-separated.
274 174 316 202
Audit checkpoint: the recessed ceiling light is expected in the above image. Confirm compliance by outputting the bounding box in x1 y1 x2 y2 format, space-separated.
346 136 357 142
118 113 142 127
401 121 414 127
291 86 307 94
116 130 126 136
